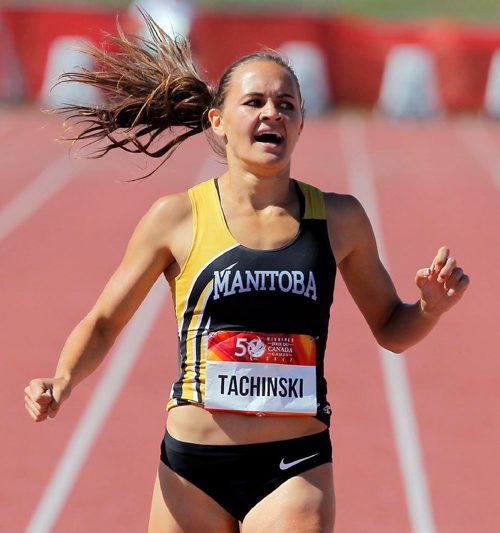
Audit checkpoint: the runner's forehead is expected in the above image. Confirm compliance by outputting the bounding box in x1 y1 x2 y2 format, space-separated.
229 61 301 99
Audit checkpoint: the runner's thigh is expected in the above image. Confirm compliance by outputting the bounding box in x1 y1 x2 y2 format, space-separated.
241 463 335 533
148 462 239 533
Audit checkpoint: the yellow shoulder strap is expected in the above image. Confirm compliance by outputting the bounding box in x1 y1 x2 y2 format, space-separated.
297 181 327 220
188 178 236 252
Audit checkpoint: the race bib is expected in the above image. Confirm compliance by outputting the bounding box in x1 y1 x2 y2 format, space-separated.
204 331 317 415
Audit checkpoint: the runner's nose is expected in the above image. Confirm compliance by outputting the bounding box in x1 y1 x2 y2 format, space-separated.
261 100 282 121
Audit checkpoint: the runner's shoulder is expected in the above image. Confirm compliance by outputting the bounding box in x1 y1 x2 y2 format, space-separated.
128 192 192 253
143 191 192 231
324 192 367 224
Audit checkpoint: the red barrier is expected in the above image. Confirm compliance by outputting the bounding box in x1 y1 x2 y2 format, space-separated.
423 21 500 111
1 6 126 100
325 16 423 106
189 9 328 85
2 6 500 112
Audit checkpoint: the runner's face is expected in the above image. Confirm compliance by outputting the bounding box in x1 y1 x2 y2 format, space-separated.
211 60 304 174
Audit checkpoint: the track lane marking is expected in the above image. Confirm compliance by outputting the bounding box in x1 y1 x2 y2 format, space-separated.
456 120 500 188
26 152 222 532
0 155 87 242
338 114 436 533
25 277 166 533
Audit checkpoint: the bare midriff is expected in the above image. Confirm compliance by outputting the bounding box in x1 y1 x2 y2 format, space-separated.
166 404 327 445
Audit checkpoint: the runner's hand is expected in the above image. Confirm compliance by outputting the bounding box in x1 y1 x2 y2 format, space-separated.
415 247 469 318
24 377 71 422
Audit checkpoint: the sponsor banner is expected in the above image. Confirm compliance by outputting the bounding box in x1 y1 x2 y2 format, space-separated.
207 330 316 365
205 360 317 415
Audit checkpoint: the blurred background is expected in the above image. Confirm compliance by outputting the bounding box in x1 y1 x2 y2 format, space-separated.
1 2 499 533
1 0 500 116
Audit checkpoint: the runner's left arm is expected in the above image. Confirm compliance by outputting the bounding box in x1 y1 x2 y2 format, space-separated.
328 196 469 353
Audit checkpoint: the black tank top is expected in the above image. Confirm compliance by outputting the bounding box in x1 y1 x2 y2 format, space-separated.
167 178 336 426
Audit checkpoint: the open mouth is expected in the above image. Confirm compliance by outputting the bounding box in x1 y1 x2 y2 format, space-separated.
254 132 284 145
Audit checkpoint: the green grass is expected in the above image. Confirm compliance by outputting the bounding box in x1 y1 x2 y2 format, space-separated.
195 0 500 21
332 0 500 21
5 0 500 21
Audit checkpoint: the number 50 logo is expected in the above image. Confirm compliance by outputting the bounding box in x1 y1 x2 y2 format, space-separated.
234 336 266 359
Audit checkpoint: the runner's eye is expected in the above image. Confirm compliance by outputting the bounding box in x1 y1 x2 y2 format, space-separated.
244 99 262 107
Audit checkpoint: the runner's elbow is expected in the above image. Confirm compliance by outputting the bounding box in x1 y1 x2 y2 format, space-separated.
380 341 406 354
374 332 408 354
84 310 123 345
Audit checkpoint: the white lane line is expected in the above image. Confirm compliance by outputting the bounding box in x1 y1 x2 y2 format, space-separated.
0 155 86 242
455 121 500 188
25 278 167 533
26 150 221 533
338 114 436 533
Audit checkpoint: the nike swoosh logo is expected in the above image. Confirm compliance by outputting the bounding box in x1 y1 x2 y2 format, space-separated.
279 453 319 471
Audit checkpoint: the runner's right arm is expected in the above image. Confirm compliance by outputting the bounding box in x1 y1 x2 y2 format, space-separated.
24 194 192 422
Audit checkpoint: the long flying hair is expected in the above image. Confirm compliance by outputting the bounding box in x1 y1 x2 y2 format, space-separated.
56 11 302 179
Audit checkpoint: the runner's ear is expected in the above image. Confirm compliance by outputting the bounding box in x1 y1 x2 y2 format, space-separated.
208 108 225 138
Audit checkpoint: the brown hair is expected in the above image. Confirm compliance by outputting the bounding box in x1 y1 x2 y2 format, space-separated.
56 11 302 178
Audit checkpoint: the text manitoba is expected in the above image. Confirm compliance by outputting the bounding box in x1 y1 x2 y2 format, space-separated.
218 374 304 398
213 269 317 300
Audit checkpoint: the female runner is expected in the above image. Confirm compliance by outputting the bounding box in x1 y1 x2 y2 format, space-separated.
24 14 469 533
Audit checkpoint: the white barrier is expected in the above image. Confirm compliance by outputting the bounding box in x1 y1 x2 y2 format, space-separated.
40 36 101 108
485 49 500 119
280 41 330 116
378 44 441 119
129 0 194 39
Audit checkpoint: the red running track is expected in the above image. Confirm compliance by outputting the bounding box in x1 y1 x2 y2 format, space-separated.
1 106 498 532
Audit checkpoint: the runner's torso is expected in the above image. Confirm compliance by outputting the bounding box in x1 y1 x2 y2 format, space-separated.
167 178 336 440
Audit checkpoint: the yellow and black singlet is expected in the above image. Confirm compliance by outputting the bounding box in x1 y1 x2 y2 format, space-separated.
167 178 336 426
